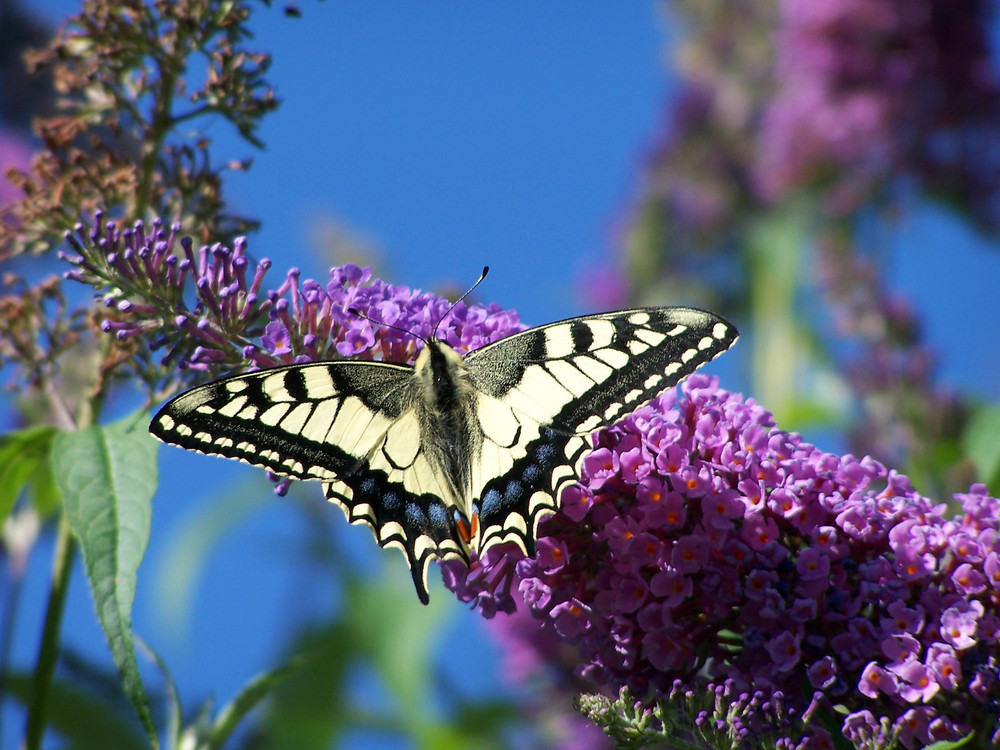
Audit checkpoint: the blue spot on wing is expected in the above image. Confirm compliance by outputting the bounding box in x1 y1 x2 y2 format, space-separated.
405 502 426 526
324 465 464 605
480 488 502 516
429 503 450 527
522 464 541 482
535 442 556 462
382 491 401 511
476 428 580 557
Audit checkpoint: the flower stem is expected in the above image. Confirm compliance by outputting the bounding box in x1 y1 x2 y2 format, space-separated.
747 200 810 423
23 514 76 750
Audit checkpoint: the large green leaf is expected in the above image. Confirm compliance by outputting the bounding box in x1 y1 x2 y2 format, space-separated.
52 411 159 746
0 425 57 523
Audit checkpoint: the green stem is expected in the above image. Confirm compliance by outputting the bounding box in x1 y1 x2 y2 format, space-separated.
23 514 77 750
0 549 25 739
746 200 812 424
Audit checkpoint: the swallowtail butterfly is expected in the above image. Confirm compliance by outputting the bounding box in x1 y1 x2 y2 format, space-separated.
151 300 737 603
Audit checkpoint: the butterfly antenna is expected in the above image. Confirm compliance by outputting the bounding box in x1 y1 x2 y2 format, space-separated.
347 307 429 345
432 265 490 339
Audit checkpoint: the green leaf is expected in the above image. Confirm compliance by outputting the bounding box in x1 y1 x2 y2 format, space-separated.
3 670 148 750
964 403 1000 491
29 451 61 518
52 411 159 747
925 731 976 749
136 637 182 749
0 425 57 522
207 655 304 749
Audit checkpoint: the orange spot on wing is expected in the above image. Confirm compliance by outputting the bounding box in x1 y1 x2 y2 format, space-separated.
457 512 480 545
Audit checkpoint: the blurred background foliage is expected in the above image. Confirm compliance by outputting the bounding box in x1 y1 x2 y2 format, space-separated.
1 0 999 748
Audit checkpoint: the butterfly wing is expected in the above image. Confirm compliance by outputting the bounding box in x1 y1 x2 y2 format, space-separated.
150 360 466 603
463 307 738 556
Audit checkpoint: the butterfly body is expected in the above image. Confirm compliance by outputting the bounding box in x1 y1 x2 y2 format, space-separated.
151 306 738 603
412 340 479 515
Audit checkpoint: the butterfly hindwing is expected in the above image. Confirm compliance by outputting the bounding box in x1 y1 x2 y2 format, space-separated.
323 472 465 606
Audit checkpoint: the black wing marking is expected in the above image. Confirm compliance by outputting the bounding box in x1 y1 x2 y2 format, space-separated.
323 473 465 605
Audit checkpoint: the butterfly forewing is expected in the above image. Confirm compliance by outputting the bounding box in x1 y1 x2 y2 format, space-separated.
465 307 737 433
151 360 414 480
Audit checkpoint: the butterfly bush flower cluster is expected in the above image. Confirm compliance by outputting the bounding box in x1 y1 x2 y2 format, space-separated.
61 216 524 373
447 374 1000 748
258 263 525 367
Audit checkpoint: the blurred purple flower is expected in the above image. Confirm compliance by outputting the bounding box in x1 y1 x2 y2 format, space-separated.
816 234 968 476
758 0 1000 221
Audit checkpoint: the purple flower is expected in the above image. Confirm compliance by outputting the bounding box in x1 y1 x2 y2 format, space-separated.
897 707 934 749
808 656 838 690
334 324 375 357
262 320 292 356
551 599 592 639
444 374 1000 743
765 630 801 673
859 663 898 700
952 562 988 596
890 658 939 703
939 600 983 650
926 643 961 691
880 601 925 636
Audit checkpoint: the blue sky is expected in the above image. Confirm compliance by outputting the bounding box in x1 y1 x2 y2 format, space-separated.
9 1 1000 748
